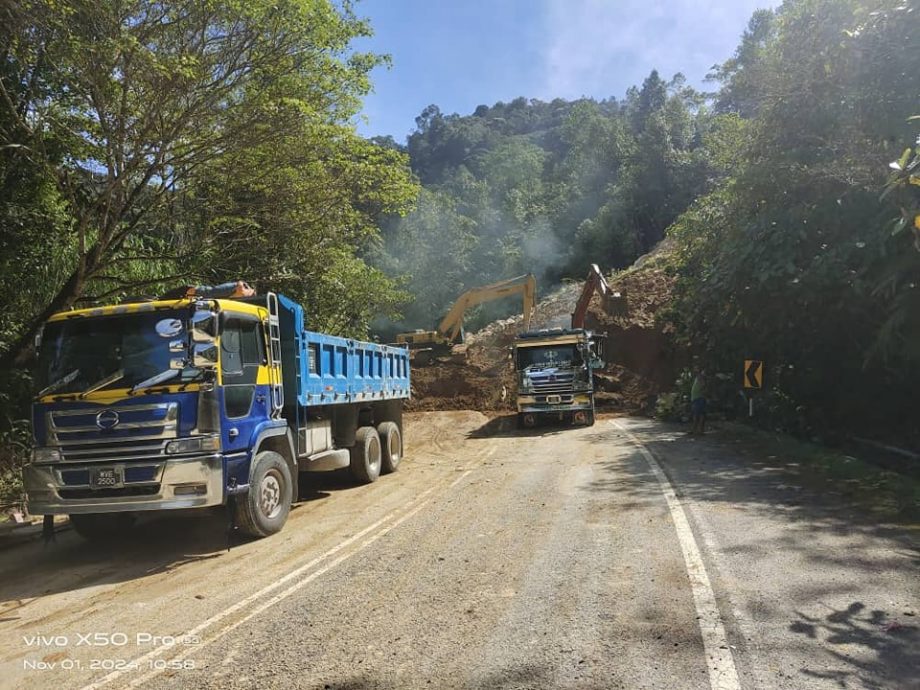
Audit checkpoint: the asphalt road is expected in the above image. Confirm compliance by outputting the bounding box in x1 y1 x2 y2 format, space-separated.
0 412 916 690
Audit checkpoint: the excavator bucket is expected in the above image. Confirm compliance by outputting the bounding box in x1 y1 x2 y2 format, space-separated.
603 289 628 317
572 264 626 328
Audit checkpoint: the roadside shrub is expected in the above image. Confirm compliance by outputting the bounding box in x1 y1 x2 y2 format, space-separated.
655 391 686 421
0 420 29 513
655 369 694 421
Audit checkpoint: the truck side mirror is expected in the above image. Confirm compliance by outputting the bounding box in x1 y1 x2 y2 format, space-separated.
192 342 219 368
191 310 218 343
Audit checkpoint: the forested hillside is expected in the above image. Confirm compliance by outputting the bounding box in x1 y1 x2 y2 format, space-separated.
376 0 920 440
373 71 721 333
1 0 918 459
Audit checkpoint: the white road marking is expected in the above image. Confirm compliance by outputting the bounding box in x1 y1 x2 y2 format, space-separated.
126 490 441 688
612 419 742 690
79 484 439 690
81 448 492 690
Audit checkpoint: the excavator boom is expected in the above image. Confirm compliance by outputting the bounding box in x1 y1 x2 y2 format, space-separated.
572 264 621 329
395 274 537 359
437 274 536 342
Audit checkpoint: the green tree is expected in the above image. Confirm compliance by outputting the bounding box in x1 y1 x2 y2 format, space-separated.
667 0 920 435
0 0 400 367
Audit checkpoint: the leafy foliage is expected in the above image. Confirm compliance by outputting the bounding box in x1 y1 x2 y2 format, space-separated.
0 0 417 367
376 74 720 334
665 0 920 438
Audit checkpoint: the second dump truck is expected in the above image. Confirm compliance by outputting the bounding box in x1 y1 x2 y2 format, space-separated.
24 284 410 540
512 265 614 428
513 328 604 428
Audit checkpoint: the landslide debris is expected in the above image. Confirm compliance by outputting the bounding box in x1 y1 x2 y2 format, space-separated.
406 283 580 412
407 242 679 414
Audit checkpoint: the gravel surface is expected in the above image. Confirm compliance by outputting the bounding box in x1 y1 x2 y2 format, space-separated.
0 412 916 690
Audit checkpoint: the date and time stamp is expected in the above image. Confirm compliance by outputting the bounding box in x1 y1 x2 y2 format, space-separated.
20 632 199 673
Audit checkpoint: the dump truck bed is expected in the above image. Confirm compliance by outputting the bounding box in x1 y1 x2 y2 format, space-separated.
276 294 410 407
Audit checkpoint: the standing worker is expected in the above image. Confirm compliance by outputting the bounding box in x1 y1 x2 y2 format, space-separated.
690 369 707 435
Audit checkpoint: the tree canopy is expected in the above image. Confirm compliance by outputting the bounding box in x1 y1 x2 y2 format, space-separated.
0 0 417 372
374 0 919 438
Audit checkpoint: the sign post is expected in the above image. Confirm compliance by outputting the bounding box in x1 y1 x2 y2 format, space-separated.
743 359 763 417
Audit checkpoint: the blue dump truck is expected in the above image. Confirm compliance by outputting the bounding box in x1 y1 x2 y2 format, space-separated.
23 288 410 540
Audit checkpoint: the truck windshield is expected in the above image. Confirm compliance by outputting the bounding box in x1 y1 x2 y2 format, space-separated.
35 310 197 397
517 344 582 370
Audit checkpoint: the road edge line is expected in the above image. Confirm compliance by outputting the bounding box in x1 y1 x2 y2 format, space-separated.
82 448 494 689
611 419 741 690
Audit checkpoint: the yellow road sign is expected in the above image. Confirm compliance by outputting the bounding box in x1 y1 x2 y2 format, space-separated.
744 360 763 389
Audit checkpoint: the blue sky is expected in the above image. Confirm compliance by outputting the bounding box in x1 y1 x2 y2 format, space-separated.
352 0 780 141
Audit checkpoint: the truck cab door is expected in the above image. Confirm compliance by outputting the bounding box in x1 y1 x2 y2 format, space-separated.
220 314 269 453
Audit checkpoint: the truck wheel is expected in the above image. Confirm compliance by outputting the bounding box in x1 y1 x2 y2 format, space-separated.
69 513 136 541
378 421 402 473
350 426 382 483
585 409 596 427
518 413 535 429
235 450 292 538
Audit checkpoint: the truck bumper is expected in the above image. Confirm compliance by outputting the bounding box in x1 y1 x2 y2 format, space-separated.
516 393 593 413
23 453 225 515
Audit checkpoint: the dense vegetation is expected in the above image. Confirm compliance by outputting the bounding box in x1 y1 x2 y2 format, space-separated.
377 0 919 441
0 0 918 497
373 71 720 333
666 1 919 438
0 0 418 495
0 0 417 363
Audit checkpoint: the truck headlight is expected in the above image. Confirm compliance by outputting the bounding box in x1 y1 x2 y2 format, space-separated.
165 435 221 455
30 447 62 464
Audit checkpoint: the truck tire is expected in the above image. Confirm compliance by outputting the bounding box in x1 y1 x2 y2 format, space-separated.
517 412 535 429
585 409 596 427
350 426 382 483
235 450 292 538
378 421 402 473
69 513 136 541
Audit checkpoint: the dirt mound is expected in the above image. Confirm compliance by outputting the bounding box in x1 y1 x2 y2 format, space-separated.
407 282 581 412
406 358 514 412
588 264 680 392
407 248 679 414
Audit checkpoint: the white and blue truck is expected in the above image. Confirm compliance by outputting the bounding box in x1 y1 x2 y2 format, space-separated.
23 286 410 540
513 328 604 429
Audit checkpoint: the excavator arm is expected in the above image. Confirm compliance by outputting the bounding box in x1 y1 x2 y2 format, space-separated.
572 264 620 329
437 274 536 343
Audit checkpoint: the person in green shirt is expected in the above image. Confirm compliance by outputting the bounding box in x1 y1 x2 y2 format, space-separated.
690 370 707 435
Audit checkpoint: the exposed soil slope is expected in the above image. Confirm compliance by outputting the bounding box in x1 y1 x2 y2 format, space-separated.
408 245 678 414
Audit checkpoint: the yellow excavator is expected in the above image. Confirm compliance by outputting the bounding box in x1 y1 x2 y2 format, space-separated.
396 274 537 364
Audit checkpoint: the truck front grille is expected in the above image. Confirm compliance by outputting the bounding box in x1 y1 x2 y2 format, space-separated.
48 403 178 463
530 373 576 393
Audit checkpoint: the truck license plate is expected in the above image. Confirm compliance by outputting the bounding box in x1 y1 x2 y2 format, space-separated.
546 395 562 404
91 468 122 488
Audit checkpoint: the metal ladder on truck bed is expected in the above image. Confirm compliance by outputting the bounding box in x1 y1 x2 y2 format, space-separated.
267 292 284 417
